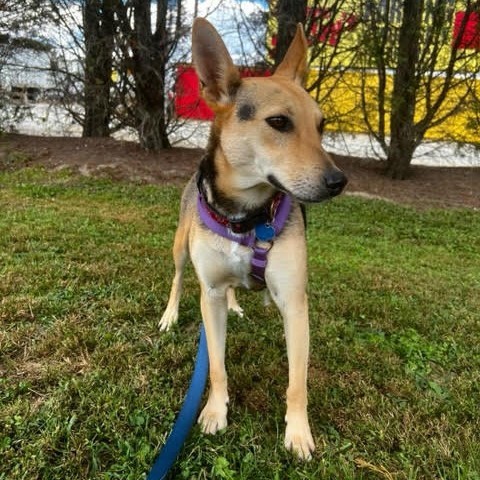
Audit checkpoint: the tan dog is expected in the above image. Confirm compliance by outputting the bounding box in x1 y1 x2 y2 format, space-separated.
159 18 347 460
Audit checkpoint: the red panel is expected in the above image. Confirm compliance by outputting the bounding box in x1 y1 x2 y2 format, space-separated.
453 11 480 50
175 64 214 120
307 8 358 47
174 65 271 120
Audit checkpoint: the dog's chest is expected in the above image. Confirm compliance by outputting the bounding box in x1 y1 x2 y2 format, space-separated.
223 240 253 286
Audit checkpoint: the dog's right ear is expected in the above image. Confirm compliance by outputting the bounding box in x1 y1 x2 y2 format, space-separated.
192 18 241 109
273 24 308 86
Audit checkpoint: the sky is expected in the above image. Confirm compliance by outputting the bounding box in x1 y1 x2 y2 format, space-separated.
170 0 268 64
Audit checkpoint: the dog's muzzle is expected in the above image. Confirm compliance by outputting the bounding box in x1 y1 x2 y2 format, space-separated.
268 169 348 203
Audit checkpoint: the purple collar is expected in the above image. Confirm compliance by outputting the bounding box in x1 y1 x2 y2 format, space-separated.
197 192 292 285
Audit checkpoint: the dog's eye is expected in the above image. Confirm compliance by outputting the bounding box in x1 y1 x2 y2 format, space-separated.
265 115 293 133
318 117 326 135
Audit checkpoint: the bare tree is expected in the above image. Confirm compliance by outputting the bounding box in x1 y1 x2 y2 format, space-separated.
114 0 187 150
359 0 480 179
48 1 90 128
303 0 361 131
273 0 307 68
83 0 115 137
46 0 189 149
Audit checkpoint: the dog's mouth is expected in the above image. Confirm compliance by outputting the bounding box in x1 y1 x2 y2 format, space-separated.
267 174 289 194
267 172 348 203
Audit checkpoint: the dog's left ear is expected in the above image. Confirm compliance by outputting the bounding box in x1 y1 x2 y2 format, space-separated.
273 24 308 86
192 18 241 108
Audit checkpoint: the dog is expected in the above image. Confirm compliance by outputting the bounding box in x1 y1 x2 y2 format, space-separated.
159 18 347 460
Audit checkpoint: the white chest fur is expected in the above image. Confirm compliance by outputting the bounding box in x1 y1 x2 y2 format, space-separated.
227 240 252 286
192 234 254 290
215 235 253 287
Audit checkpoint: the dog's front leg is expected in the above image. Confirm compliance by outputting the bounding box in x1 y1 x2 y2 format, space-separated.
198 284 229 434
159 218 190 331
271 284 315 460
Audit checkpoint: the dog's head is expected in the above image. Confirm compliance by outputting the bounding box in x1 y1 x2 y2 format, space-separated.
192 18 347 203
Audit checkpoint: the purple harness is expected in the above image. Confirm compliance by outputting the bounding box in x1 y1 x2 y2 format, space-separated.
197 193 292 285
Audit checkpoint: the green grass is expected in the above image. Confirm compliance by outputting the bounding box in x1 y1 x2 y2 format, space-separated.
1 167 479 479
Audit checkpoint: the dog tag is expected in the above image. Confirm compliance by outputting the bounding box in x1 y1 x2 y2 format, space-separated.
255 223 276 241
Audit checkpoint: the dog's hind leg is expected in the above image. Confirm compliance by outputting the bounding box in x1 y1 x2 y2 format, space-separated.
198 284 229 434
159 219 190 331
263 290 272 307
226 288 243 317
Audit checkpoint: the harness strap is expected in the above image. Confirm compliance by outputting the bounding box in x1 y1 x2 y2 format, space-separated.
250 244 271 284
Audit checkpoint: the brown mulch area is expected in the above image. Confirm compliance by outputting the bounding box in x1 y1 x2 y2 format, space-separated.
1 133 479 210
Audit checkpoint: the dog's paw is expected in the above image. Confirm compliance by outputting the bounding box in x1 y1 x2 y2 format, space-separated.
226 290 244 318
263 290 273 307
198 400 228 434
284 414 315 460
228 303 244 318
158 308 178 332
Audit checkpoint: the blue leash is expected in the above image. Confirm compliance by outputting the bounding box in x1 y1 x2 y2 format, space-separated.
147 325 209 480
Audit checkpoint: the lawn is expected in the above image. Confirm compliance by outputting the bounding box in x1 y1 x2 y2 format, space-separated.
1 167 479 480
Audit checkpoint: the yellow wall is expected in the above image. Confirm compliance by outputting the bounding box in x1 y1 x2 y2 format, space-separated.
307 70 479 144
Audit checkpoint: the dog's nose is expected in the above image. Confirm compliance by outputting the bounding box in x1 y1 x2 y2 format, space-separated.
324 169 348 197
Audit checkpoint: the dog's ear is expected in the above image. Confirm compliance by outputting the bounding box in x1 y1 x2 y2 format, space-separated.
273 24 308 86
192 18 241 108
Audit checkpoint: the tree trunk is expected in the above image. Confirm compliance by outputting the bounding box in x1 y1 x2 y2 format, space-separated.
386 0 423 179
133 62 171 149
130 0 171 149
137 107 170 150
274 0 307 67
83 0 115 137
386 135 416 179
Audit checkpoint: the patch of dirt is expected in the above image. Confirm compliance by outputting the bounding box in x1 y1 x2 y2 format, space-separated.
1 133 479 209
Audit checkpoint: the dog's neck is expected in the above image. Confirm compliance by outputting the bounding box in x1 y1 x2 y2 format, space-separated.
198 127 277 222
197 153 276 223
